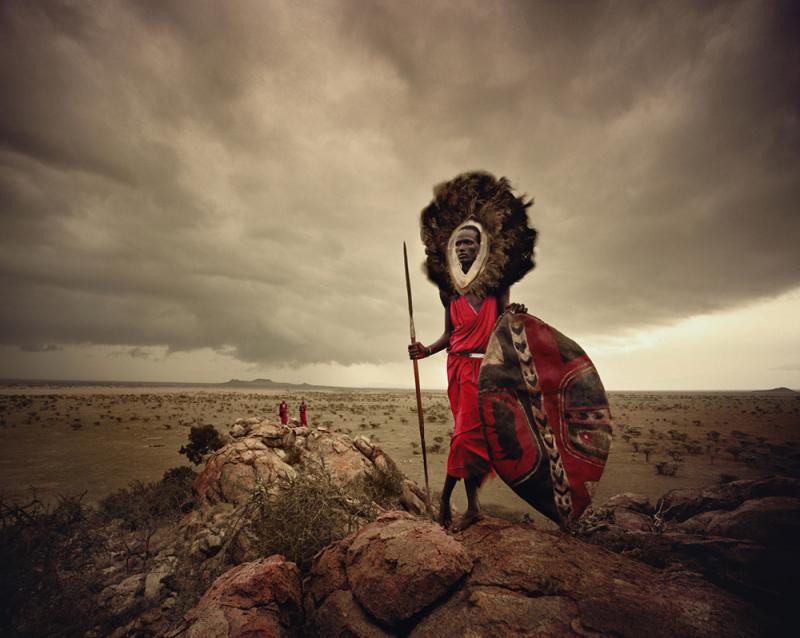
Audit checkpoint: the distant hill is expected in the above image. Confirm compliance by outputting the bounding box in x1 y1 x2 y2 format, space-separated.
752 387 799 395
0 377 354 392
221 378 314 389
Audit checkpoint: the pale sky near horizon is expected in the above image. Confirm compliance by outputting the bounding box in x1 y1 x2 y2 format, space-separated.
1 1 799 391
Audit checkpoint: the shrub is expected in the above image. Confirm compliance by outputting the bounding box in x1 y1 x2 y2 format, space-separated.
98 467 197 530
360 462 404 505
97 467 197 563
284 446 303 466
246 462 376 571
179 424 224 465
655 461 679 476
0 494 106 637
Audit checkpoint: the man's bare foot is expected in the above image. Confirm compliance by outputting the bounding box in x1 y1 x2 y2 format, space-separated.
451 510 483 532
437 501 453 529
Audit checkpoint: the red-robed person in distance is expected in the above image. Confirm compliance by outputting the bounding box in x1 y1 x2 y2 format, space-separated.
278 400 288 426
299 398 308 426
409 225 525 531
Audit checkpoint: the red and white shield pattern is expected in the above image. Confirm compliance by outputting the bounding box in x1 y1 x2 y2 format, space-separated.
479 313 613 526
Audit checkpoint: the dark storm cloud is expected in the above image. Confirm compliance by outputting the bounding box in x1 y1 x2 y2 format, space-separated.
1 0 798 372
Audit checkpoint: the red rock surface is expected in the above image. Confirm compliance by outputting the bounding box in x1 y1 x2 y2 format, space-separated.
164 555 302 638
192 420 384 507
307 516 771 637
345 512 473 625
309 590 392 638
193 437 295 506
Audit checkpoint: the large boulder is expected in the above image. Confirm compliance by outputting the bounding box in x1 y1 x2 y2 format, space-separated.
309 590 392 638
193 419 396 508
345 512 472 625
576 475 800 612
306 512 473 630
306 515 770 637
193 435 296 506
164 555 302 638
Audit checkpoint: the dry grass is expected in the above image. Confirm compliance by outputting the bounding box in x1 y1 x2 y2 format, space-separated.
1 387 798 518
246 461 376 571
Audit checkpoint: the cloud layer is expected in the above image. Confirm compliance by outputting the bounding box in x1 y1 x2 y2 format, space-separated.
1 0 798 371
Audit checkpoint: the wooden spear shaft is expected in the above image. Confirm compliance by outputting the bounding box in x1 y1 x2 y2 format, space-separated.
403 242 434 519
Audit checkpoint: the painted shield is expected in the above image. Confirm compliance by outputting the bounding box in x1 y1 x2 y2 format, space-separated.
478 313 612 526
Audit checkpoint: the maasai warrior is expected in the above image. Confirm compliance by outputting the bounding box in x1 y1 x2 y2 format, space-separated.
278 400 288 425
409 171 537 531
299 398 308 426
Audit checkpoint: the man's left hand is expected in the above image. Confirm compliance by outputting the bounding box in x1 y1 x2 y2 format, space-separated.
505 302 527 314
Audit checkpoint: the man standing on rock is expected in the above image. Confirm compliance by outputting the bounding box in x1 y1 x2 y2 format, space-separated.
278 399 288 426
299 398 308 426
409 171 537 531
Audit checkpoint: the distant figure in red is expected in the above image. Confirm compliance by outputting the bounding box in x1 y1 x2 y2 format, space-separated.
278 400 288 425
299 398 308 426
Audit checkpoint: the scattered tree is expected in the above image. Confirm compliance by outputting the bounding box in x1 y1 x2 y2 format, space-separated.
179 424 224 465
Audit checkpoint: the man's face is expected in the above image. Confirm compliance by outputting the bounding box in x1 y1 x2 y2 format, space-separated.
455 228 480 271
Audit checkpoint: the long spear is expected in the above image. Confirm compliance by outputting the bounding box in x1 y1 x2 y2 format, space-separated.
403 241 434 519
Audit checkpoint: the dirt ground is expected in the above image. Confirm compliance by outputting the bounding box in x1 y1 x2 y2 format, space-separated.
1 386 798 524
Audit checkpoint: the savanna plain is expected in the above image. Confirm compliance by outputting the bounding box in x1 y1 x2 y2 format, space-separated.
2 385 798 521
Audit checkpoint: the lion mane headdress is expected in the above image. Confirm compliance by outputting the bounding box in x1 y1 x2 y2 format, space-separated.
420 171 537 297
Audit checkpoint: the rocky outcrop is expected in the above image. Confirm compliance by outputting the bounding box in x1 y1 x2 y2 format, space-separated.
164 555 302 638
92 422 797 638
576 476 800 608
90 417 428 637
177 512 770 637
193 418 425 512
304 513 770 637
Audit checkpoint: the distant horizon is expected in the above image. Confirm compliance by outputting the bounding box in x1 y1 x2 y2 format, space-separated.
1 376 796 395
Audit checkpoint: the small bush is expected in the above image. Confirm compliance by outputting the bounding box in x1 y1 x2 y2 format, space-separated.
246 462 376 571
0 494 106 637
179 424 224 465
360 463 404 505
97 467 197 566
284 446 303 466
98 467 197 530
655 461 679 476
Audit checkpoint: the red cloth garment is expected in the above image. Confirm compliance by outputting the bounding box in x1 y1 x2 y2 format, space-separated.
299 404 307 426
279 401 288 425
446 295 497 480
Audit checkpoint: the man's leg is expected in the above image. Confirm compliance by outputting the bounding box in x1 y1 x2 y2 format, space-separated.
452 475 484 532
438 474 458 528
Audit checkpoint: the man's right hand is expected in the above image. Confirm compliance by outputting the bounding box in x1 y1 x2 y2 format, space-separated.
408 341 430 360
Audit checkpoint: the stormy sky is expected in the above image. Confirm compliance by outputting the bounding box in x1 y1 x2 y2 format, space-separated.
1 0 798 390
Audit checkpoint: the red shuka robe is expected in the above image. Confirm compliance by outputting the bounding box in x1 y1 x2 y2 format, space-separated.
279 402 288 425
446 295 497 480
299 404 307 426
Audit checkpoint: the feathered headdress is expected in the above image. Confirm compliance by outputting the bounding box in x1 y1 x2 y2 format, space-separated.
420 171 537 297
